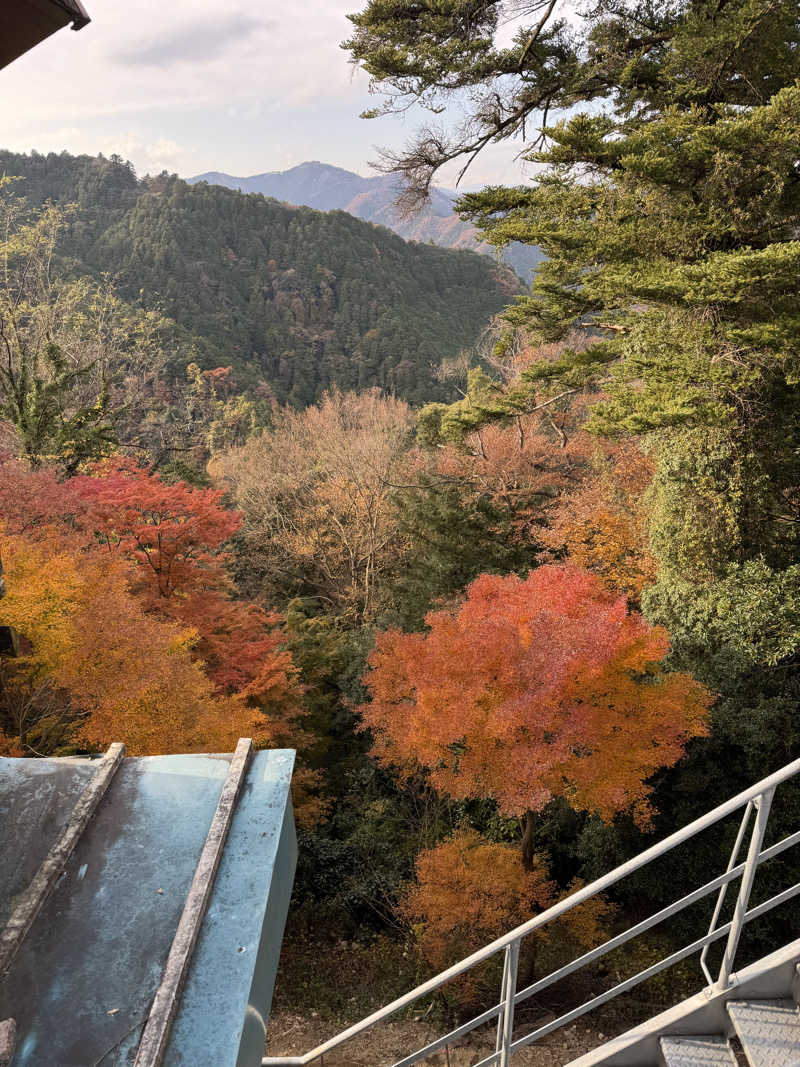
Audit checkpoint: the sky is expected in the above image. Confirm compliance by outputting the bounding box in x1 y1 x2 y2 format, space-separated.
1 0 538 189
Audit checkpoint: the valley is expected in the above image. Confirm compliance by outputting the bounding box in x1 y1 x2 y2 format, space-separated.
0 149 521 407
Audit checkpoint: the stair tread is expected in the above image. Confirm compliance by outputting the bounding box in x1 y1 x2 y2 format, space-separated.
728 1000 800 1067
661 1036 738 1067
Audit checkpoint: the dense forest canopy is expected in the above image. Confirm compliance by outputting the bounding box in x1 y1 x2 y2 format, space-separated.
186 160 545 281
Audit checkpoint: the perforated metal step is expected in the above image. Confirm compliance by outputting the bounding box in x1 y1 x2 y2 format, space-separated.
661 1035 738 1067
728 1000 800 1067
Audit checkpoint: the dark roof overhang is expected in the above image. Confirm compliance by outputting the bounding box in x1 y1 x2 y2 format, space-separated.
1 0 91 70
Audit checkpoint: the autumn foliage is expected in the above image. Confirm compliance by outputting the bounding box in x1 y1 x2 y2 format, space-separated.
0 457 303 759
71 459 241 602
542 441 657 600
361 566 712 827
400 831 555 974
399 830 613 1006
0 531 269 754
217 389 414 620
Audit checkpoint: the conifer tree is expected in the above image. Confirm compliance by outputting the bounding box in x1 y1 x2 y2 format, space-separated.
392 477 535 629
346 1 800 578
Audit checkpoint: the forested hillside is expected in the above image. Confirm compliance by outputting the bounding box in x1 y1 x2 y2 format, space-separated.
188 160 544 281
0 150 520 405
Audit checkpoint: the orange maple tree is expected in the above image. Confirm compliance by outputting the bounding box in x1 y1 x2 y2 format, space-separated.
0 530 269 755
400 831 555 972
399 830 613 1004
0 459 324 821
360 565 711 852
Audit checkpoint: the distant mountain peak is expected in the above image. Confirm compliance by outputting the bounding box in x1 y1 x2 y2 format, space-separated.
187 162 542 281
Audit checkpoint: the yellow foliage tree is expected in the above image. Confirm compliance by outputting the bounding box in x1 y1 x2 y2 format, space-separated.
399 830 613 1007
542 441 657 600
400 831 555 974
0 529 270 755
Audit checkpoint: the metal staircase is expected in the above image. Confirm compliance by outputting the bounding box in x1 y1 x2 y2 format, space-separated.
263 758 800 1067
726 1000 800 1067
660 999 800 1067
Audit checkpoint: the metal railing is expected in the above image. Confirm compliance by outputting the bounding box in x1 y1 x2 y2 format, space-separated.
263 758 800 1067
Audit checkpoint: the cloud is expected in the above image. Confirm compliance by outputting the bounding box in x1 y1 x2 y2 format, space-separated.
100 134 183 174
0 0 534 188
115 13 270 66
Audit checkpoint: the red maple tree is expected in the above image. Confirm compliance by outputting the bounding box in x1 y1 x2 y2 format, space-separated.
360 565 711 856
0 457 301 709
179 592 297 702
71 459 241 603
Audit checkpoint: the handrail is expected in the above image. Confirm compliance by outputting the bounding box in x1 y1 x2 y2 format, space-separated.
376 828 800 1067
505 881 800 1060
263 756 800 1066
717 787 774 989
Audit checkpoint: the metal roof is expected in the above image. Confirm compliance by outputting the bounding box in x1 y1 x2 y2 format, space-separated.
0 741 297 1066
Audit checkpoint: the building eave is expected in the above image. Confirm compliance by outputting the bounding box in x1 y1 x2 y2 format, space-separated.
0 0 91 71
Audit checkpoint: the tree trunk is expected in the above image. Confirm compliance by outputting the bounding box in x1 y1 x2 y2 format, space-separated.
521 809 537 872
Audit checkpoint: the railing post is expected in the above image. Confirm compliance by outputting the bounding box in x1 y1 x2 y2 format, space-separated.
700 800 754 986
495 939 520 1066
495 945 509 1057
716 787 774 990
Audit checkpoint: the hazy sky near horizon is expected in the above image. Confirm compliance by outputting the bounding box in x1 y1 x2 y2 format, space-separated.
2 0 537 189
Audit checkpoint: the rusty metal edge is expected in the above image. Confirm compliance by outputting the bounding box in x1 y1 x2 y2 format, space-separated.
134 738 254 1067
0 1017 16 1067
0 742 126 977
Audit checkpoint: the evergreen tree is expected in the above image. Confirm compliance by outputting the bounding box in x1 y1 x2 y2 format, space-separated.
0 150 520 409
346 2 800 537
346 0 800 639
392 477 536 629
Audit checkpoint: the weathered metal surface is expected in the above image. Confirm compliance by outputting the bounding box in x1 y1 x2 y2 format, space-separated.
0 742 125 977
728 1001 800 1067
135 739 254 1067
164 749 296 1067
0 755 98 928
1 752 233 1065
660 1037 737 1067
0 748 296 1066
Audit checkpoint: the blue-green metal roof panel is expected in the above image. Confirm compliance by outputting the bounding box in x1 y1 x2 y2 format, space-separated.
163 751 297 1066
0 756 97 928
0 748 296 1066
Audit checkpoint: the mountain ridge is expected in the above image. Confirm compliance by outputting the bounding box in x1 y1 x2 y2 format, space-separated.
187 161 543 281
